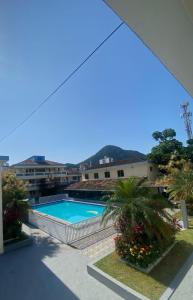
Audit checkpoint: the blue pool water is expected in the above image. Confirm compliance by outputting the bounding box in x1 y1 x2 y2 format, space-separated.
33 200 105 223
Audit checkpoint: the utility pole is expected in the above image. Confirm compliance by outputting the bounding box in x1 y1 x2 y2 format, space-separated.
0 156 9 254
181 102 193 140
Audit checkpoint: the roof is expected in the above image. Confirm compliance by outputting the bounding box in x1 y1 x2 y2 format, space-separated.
82 160 148 171
65 177 149 191
12 156 65 167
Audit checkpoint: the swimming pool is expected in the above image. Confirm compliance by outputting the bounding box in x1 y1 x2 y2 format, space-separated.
33 200 105 224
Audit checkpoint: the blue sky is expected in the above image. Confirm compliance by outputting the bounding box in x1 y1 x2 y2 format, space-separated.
0 0 192 165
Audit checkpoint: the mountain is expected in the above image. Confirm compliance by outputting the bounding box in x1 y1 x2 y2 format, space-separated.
64 163 77 168
79 145 146 166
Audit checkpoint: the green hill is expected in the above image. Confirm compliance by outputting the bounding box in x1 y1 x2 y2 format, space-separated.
79 145 146 166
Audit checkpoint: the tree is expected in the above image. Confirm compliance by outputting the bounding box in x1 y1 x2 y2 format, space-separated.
103 178 174 240
152 131 163 142
162 129 176 140
167 167 193 228
183 139 193 163
158 153 187 175
2 172 28 240
148 140 183 167
187 139 193 145
102 178 175 267
148 128 183 171
152 128 176 143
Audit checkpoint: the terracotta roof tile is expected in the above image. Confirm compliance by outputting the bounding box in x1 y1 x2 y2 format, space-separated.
66 178 146 191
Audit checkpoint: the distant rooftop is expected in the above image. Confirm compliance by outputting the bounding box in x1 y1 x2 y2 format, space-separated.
12 156 65 167
66 177 151 191
65 179 126 191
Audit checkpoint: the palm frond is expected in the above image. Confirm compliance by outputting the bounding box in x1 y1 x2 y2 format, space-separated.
102 178 174 243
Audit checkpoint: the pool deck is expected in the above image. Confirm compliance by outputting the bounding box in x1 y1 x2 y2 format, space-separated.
1 224 193 299
0 224 121 300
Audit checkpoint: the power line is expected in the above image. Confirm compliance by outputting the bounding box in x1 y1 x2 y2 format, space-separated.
0 22 124 144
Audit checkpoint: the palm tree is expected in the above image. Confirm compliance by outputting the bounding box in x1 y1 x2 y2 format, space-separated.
167 168 193 228
102 178 174 244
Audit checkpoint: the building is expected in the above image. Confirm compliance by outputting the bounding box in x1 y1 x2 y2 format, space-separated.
105 0 193 98
81 160 158 182
66 160 158 200
99 156 114 165
11 156 81 198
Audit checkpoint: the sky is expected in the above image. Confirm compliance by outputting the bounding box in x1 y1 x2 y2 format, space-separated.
0 0 193 165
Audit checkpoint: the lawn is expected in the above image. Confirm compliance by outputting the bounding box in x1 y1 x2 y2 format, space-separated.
95 226 193 300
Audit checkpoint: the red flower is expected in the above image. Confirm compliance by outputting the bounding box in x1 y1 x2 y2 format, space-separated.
4 207 21 223
133 224 144 234
172 217 182 229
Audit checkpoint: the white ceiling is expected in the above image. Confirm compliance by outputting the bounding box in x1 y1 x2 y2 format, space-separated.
105 0 193 98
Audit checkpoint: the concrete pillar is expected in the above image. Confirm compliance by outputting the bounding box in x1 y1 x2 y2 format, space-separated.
0 156 9 255
181 200 188 229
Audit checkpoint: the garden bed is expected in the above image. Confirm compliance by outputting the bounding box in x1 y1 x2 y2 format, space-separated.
95 227 193 300
121 241 176 274
4 232 33 253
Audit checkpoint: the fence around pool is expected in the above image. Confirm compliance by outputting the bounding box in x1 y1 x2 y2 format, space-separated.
28 205 113 244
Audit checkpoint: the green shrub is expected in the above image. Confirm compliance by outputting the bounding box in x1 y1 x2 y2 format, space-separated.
102 178 177 269
2 172 28 241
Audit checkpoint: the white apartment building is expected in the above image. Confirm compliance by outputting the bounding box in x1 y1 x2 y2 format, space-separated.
11 156 81 198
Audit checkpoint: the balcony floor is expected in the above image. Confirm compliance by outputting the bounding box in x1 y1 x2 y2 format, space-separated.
0 225 121 300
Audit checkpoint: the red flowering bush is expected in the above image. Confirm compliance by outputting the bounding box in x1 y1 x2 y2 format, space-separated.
114 217 175 268
114 233 162 268
3 207 22 240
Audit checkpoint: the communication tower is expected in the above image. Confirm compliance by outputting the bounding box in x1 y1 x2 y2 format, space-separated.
180 102 193 140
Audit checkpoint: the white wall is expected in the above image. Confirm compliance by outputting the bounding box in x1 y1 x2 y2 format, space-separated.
82 162 158 181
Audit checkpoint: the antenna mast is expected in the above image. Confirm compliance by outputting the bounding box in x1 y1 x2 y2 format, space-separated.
181 101 193 140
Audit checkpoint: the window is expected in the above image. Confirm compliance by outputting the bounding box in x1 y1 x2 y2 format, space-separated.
150 166 153 172
94 173 99 179
85 174 89 180
37 168 45 172
104 171 110 178
117 170 124 177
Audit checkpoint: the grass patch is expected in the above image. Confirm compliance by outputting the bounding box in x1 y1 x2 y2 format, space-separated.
95 228 193 300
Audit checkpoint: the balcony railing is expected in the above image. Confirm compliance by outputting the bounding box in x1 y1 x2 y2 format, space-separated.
16 171 67 178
